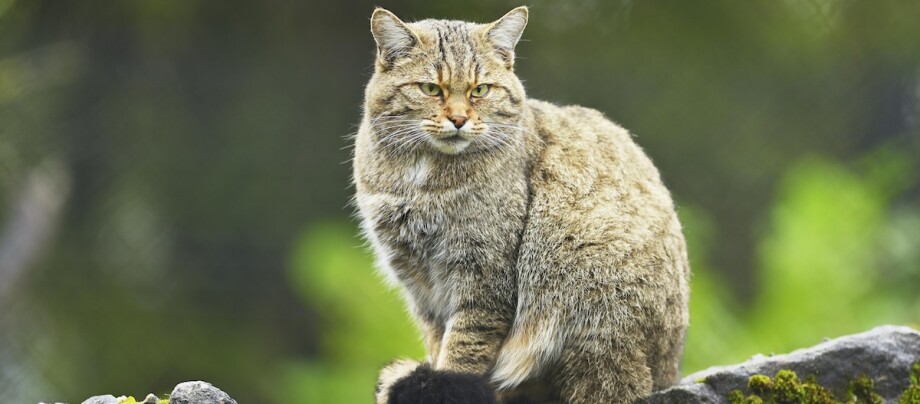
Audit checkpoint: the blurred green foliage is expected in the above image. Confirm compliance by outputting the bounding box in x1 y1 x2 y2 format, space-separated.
1 0 919 403
281 222 423 402
685 147 920 372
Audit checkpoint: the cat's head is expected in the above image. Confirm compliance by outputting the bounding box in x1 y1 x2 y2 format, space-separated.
363 7 528 155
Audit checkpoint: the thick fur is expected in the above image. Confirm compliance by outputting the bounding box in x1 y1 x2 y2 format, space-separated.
354 7 690 404
386 363 497 404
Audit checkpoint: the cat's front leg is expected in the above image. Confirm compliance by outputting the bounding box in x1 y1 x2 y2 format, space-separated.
379 291 512 404
434 306 513 374
377 308 510 404
417 316 444 366
430 242 518 374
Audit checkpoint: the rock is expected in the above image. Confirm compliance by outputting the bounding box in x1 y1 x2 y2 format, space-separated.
80 395 118 404
169 381 237 404
643 325 920 403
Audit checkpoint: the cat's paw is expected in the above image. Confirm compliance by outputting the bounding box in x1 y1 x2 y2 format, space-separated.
383 362 496 404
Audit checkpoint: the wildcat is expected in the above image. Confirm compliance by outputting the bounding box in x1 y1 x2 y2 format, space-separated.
352 6 690 404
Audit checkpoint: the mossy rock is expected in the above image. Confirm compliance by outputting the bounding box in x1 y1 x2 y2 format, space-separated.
726 370 840 404
642 326 920 403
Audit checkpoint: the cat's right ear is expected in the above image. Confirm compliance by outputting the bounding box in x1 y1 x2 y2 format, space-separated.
370 8 419 69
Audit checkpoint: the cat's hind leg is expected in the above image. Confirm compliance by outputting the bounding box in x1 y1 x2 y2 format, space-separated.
644 324 685 391
553 342 652 404
497 377 560 404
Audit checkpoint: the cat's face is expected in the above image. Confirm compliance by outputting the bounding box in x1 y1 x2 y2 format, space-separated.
364 7 528 155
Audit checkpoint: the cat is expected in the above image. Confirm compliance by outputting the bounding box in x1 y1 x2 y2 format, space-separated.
352 6 690 404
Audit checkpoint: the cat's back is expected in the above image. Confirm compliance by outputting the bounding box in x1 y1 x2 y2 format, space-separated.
521 97 686 275
525 98 673 212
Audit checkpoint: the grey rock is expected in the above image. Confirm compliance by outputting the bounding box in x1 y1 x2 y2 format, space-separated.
169 381 237 404
643 325 920 404
80 395 118 404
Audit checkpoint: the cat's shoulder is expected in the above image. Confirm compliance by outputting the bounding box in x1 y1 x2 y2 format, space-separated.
526 98 634 156
525 98 629 143
524 98 657 195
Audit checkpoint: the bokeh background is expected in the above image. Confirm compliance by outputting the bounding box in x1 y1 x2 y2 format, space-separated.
1 0 919 402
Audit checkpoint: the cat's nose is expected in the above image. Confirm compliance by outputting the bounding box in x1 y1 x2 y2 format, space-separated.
448 115 467 129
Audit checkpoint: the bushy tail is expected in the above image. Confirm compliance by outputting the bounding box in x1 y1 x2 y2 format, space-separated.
490 320 562 390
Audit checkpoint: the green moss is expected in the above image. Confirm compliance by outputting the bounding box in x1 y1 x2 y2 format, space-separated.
773 370 806 403
902 362 920 404
800 382 837 404
847 374 883 404
723 365 920 404
736 371 822 403
749 374 773 396
728 389 746 404
744 396 764 404
901 385 920 404
911 362 920 386
106 395 167 404
729 370 858 404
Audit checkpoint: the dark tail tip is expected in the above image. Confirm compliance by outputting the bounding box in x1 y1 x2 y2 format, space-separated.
388 364 497 404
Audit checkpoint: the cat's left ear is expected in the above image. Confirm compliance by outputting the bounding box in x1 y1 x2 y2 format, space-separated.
483 6 528 68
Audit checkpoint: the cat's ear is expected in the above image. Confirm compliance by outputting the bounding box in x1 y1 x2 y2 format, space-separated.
484 6 528 68
370 8 419 69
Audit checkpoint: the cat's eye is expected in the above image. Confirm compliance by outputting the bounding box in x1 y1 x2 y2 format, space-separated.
471 84 490 98
419 83 442 96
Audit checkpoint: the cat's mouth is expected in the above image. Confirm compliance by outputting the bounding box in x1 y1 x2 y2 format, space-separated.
438 134 466 143
428 132 471 154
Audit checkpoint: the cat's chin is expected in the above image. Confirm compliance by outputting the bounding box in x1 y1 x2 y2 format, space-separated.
427 136 471 154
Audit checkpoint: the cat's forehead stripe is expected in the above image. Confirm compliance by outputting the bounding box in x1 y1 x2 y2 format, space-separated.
429 21 479 85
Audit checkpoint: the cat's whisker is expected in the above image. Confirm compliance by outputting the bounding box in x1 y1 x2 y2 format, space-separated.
376 124 423 133
472 129 518 156
371 121 418 132
484 123 531 136
371 116 418 125
380 128 430 158
382 131 423 153
374 119 420 127
401 133 429 155
374 120 418 127
376 128 426 147
483 121 539 141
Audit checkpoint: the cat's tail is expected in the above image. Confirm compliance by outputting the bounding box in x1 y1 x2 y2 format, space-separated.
490 317 563 390
378 360 497 404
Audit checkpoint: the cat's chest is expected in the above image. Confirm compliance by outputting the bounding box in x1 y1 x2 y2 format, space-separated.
363 190 475 260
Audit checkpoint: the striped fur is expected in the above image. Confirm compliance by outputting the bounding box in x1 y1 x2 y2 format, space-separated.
354 7 690 404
